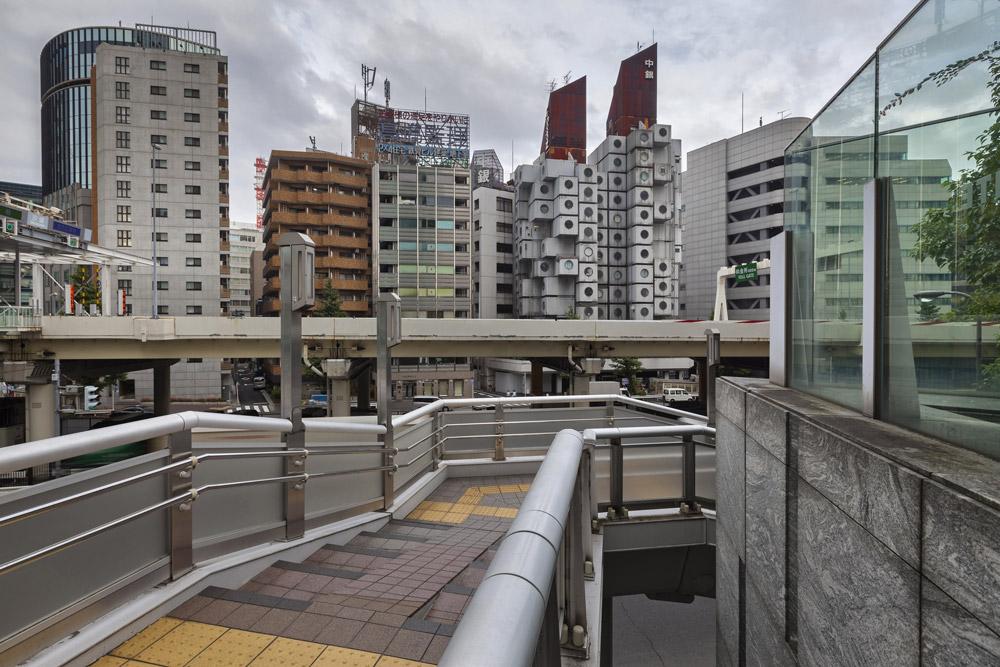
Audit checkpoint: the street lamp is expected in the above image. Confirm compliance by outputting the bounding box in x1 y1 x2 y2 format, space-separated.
914 289 982 382
151 142 162 319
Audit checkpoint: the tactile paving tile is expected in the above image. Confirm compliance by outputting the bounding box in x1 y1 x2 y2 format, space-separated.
134 621 227 666
110 617 183 658
186 628 274 666
373 656 436 667
311 644 381 666
90 657 128 666
248 636 325 666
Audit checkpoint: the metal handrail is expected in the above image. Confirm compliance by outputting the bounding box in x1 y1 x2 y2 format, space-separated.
393 393 706 429
440 429 587 667
0 412 385 474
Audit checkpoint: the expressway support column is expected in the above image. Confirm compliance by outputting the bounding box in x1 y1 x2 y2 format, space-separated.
530 360 544 396
26 381 57 442
322 359 352 417
151 361 171 451
356 365 372 411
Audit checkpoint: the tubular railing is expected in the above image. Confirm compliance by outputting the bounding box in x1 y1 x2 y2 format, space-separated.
440 429 592 666
0 394 709 657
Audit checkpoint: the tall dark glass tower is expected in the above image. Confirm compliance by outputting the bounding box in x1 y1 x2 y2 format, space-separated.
40 25 218 196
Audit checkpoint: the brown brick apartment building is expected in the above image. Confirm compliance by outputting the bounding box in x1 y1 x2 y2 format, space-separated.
261 150 371 316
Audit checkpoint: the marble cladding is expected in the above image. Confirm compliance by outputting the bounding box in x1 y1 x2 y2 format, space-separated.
716 378 1000 667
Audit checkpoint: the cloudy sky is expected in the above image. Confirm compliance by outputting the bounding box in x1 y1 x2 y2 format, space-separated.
1 0 916 223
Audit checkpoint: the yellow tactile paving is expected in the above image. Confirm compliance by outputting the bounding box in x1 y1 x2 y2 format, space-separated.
498 484 521 493
91 657 128 666
409 483 525 524
373 657 435 667
111 617 184 658
133 621 227 666
312 645 381 666
187 628 275 666
249 637 326 666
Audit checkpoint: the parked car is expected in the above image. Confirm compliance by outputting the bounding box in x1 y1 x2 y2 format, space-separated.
252 376 266 390
662 387 695 404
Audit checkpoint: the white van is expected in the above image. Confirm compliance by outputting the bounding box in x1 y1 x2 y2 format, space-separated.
662 387 695 404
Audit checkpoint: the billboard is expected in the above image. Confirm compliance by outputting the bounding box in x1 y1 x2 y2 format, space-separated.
355 101 470 167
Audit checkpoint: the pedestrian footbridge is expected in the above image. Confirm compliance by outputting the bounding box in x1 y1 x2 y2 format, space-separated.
0 395 717 666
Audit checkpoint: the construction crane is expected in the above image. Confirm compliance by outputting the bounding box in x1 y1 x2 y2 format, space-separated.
713 258 771 321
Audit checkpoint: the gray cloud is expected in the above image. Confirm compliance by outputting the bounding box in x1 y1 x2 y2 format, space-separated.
0 0 915 223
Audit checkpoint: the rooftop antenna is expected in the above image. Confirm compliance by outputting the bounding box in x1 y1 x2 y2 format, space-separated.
308 136 317 151
759 116 763 127
740 91 744 134
384 78 391 107
547 79 557 92
562 70 572 85
777 109 791 120
361 64 376 103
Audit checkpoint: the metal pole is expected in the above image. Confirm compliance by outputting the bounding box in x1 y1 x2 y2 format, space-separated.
431 411 441 470
681 433 700 514
14 245 21 307
279 236 309 539
976 317 983 383
705 328 721 427
168 430 193 579
493 402 506 461
376 295 396 509
564 468 588 650
609 436 624 519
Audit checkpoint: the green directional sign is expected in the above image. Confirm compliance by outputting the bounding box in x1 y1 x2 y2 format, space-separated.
734 262 758 284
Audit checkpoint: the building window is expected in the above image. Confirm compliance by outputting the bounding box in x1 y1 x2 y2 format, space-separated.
114 56 129 74
184 136 201 147
185 209 202 219
496 197 513 213
152 183 167 193
116 156 131 173
219 206 229 219
183 63 200 74
150 85 166 96
184 112 201 122
117 230 132 247
157 305 169 315
151 159 167 170
186 233 202 243
184 88 200 99
185 161 201 171
496 243 513 254
123 304 133 316
186 257 202 267
157 281 169 291
150 110 166 120
186 305 203 315
117 279 132 296
116 180 131 198
185 185 202 195
218 134 228 147
115 131 130 148
152 208 168 219
115 106 130 124
496 263 513 274
151 134 167 145
186 281 202 291
156 256 169 266
116 205 131 222
150 59 166 70
115 81 130 99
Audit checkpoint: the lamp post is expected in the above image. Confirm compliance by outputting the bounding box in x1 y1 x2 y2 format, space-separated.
914 289 982 382
151 142 162 319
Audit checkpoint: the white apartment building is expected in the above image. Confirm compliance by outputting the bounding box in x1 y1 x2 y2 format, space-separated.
91 41 229 400
472 185 515 318
228 222 262 317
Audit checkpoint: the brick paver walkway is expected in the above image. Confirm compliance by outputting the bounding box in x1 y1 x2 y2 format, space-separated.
92 475 532 666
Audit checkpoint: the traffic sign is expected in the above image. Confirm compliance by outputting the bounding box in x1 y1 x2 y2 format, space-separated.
735 262 758 283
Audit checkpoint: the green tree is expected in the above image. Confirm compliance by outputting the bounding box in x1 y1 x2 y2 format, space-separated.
315 279 345 317
564 307 580 320
611 357 645 395
916 300 941 322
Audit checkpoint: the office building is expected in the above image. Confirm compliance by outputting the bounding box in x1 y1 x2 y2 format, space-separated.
680 117 810 319
472 184 515 318
228 222 262 317
470 149 505 189
261 150 371 316
372 164 472 317
513 46 682 320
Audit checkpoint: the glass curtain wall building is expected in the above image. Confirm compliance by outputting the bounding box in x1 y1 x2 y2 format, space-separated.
786 0 1000 458
40 26 219 195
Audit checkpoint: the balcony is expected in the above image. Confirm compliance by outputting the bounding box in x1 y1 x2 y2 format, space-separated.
270 167 368 190
219 218 229 229
219 287 231 299
264 276 369 294
219 169 230 181
219 193 229 205
270 189 367 209
220 264 230 275
266 210 369 232
218 72 228 85
218 145 229 157
218 121 229 133
218 97 229 108
316 255 368 271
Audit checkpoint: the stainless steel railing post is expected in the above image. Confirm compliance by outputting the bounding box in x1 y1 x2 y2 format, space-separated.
681 433 700 515
493 403 506 461
168 429 193 580
608 436 625 520
431 412 441 470
284 408 306 540
563 466 589 651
